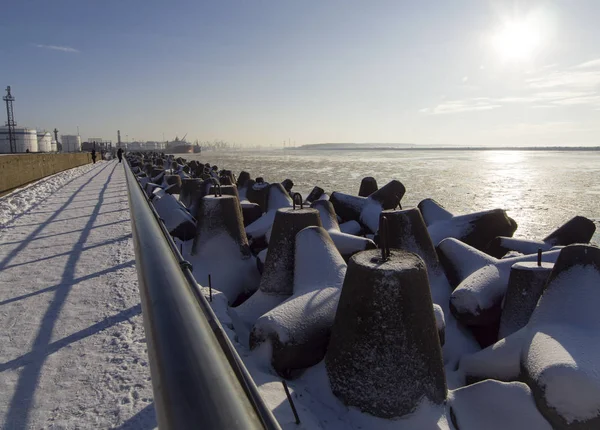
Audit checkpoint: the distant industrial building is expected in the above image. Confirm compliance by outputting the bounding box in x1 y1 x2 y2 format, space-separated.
0 127 38 153
61 135 82 153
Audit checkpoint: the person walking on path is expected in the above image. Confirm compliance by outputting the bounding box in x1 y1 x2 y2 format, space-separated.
91 149 97 164
117 148 123 163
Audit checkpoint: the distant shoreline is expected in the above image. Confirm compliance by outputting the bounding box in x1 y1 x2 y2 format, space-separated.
288 146 600 152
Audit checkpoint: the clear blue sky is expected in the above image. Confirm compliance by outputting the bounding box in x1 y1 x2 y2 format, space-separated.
1 0 599 146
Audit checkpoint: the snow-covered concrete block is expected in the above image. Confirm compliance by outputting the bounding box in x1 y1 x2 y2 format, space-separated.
499 261 553 339
188 195 260 304
245 184 294 241
232 207 322 332
522 244 600 430
418 198 518 253
311 200 376 258
250 226 347 376
380 209 480 367
330 180 406 233
490 215 596 258
449 380 552 430
459 244 600 429
152 191 196 241
326 249 446 419
437 238 560 327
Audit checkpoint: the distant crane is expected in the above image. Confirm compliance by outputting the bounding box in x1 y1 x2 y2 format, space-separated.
3 86 16 153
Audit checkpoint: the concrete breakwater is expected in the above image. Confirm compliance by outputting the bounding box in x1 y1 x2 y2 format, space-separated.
0 153 92 196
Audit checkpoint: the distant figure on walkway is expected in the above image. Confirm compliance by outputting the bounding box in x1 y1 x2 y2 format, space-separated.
91 149 97 164
117 148 123 163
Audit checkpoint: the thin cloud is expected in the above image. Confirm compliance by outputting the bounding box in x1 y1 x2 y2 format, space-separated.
34 44 79 53
428 98 501 115
574 58 600 69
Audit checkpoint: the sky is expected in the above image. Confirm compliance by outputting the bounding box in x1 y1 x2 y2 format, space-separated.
1 0 599 147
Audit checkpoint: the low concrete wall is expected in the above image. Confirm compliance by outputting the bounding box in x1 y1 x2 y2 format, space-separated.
0 153 92 196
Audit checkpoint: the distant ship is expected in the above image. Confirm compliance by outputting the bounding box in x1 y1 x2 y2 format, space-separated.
166 135 193 154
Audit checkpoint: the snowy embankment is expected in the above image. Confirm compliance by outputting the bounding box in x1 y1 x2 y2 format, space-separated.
0 160 154 429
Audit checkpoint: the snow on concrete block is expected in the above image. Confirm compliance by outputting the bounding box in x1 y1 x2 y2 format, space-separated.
241 202 263 227
326 249 446 419
489 216 596 258
521 244 600 430
152 191 196 241
266 183 293 212
433 303 446 346
246 180 270 212
250 226 347 377
358 176 378 197
459 328 528 384
245 185 293 241
449 380 552 430
381 210 480 366
499 262 553 339
421 199 518 253
188 195 259 304
448 246 561 328
232 207 322 331
312 200 376 258
329 191 365 223
418 198 453 227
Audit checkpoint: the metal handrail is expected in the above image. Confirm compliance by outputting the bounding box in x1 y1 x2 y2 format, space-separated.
124 160 281 430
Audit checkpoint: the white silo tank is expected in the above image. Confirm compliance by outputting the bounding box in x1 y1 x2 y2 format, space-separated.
61 135 82 152
37 131 52 152
51 140 58 152
0 127 38 153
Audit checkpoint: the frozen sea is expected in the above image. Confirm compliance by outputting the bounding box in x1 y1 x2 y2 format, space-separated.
184 149 600 244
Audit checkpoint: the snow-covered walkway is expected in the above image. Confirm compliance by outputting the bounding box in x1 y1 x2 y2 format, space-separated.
0 160 155 429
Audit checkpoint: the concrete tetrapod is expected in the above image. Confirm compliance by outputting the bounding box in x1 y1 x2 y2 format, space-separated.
188 195 260 304
245 183 293 241
449 380 552 430
489 215 596 258
498 261 553 339
163 174 182 194
326 249 446 419
417 198 518 253
437 238 561 329
459 244 600 430
329 180 406 233
379 209 480 366
250 226 347 377
231 207 322 340
311 200 376 259
151 190 196 241
358 176 378 197
304 186 325 204
179 178 203 209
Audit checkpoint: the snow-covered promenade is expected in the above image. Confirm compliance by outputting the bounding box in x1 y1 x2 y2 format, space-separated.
0 160 155 429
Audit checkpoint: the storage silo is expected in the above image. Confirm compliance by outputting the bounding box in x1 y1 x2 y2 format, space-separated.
61 135 82 152
37 131 52 152
51 140 58 152
0 127 38 153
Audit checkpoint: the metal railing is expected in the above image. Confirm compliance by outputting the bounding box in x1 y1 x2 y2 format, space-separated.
124 160 281 430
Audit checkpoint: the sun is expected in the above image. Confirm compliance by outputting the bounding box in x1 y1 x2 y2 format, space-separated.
492 16 542 61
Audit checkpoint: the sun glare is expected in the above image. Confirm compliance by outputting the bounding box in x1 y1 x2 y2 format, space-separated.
492 14 545 62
